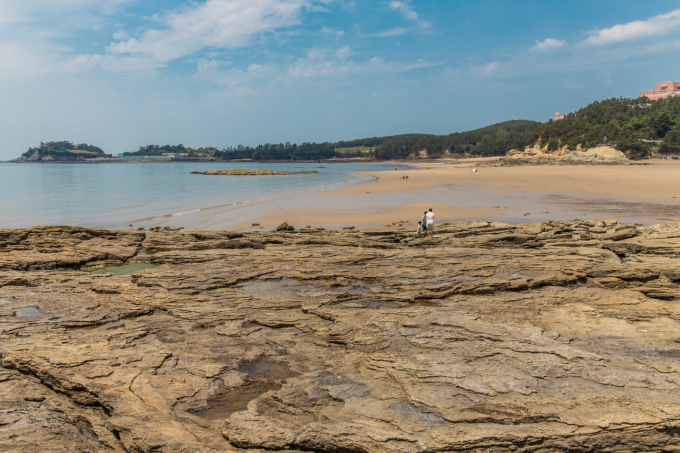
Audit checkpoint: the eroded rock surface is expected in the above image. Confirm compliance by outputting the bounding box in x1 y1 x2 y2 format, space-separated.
2 221 680 452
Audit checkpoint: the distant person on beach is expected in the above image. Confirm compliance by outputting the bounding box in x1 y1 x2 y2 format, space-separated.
426 208 435 237
416 221 424 238
421 211 428 235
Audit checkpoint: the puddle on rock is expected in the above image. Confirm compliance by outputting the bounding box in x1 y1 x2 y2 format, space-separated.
237 278 313 300
412 299 439 307
191 357 297 421
76 418 100 443
136 250 163 256
345 283 376 295
336 298 438 309
15 307 47 317
90 263 159 274
337 298 397 309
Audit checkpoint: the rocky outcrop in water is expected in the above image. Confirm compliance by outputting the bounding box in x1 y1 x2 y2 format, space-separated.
2 220 680 452
191 169 318 175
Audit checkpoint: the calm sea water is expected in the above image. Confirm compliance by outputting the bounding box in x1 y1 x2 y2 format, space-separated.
0 161 406 229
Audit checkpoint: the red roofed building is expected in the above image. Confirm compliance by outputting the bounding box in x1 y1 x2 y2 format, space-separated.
554 112 565 121
640 81 680 100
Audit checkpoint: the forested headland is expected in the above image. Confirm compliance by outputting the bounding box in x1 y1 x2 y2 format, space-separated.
19 142 107 161
514 96 680 159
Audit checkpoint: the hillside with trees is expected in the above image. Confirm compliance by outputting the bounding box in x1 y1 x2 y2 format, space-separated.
212 133 431 160
19 141 107 161
375 120 541 159
513 96 680 159
210 125 545 161
123 144 189 156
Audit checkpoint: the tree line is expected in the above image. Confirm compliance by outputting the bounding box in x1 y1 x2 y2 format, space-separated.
375 120 541 159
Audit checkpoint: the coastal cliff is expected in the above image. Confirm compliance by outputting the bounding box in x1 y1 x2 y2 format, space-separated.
2 222 680 452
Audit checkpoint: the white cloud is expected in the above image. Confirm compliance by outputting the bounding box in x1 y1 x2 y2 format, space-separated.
286 47 438 79
107 0 330 63
470 61 512 77
530 38 567 52
321 26 345 37
583 9 680 46
367 27 409 38
112 29 130 40
191 45 439 94
388 1 430 28
389 1 417 21
64 54 162 73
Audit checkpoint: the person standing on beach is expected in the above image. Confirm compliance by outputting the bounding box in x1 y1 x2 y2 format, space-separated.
426 208 435 237
421 211 428 235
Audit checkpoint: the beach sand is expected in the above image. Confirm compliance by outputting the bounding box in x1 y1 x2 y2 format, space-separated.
229 158 680 230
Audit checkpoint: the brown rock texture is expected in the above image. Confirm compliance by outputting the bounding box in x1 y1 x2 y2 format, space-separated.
2 221 680 452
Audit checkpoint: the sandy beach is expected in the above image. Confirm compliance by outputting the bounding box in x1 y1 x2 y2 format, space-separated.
227 158 680 230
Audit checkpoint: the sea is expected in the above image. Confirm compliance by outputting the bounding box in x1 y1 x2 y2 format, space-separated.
0 161 407 230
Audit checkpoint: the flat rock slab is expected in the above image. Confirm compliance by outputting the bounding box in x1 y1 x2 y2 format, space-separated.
1 220 680 452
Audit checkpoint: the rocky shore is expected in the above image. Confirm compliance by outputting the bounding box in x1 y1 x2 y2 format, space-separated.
502 146 631 165
2 220 680 452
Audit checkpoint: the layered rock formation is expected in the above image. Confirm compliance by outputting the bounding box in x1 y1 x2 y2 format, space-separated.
2 221 680 452
504 146 630 165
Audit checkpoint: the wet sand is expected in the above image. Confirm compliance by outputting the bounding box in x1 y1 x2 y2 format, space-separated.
230 158 680 230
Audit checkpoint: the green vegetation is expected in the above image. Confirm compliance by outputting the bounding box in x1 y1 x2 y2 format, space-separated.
374 120 541 159
213 134 430 160
123 144 189 156
334 146 375 158
21 141 106 161
515 96 680 159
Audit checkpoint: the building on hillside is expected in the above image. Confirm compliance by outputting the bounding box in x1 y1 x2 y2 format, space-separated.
640 81 680 100
554 112 565 121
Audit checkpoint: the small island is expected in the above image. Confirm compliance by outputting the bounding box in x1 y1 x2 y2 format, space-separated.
191 169 318 175
12 141 110 162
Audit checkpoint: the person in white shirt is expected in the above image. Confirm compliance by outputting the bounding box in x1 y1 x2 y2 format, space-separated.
425 208 435 237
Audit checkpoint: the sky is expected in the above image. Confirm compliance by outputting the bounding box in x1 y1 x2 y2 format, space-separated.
1 0 680 159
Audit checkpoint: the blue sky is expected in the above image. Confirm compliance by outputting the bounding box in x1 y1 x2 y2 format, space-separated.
1 0 680 159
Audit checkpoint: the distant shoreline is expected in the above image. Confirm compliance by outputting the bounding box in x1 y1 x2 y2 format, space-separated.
6 157 393 164
0 156 456 165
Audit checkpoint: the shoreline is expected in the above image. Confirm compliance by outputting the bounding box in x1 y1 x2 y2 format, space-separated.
229 158 680 231
2 158 679 231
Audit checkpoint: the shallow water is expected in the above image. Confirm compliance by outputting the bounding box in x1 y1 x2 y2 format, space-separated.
15 307 47 317
90 263 159 274
191 357 297 421
0 162 407 229
237 277 312 300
